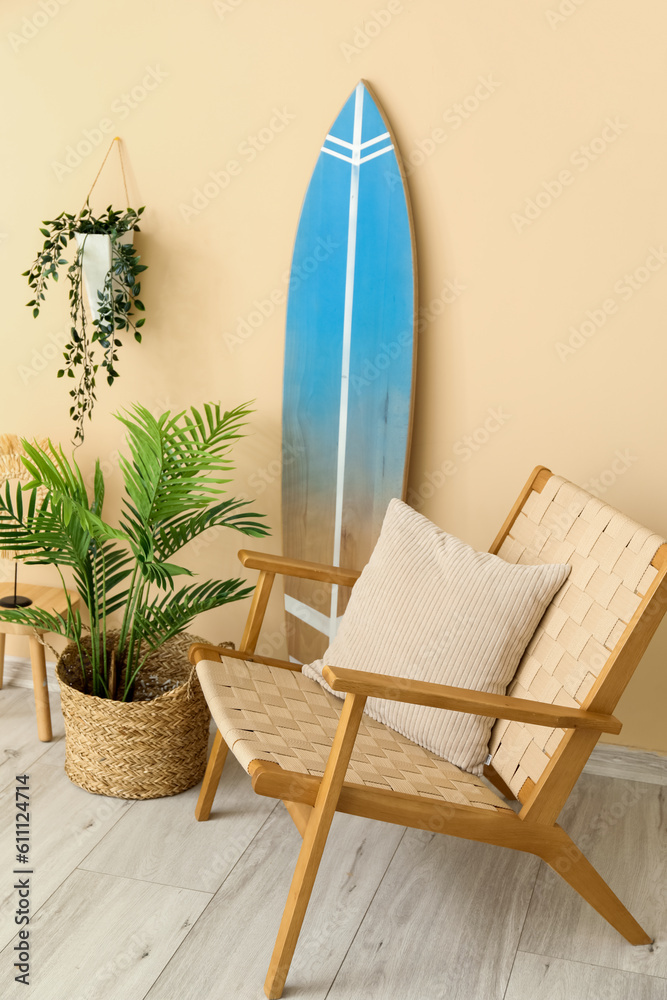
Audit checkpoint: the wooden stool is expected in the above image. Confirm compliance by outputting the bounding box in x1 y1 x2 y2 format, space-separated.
0 583 80 742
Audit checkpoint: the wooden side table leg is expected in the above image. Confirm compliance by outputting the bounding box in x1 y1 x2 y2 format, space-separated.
0 633 5 689
28 635 52 742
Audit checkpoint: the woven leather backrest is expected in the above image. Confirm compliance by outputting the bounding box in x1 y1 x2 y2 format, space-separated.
488 473 665 802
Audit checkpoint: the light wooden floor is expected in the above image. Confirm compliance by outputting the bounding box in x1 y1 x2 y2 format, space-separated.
1 683 666 1000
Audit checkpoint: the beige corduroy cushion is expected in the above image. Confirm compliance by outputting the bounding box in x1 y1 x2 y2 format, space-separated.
303 499 570 774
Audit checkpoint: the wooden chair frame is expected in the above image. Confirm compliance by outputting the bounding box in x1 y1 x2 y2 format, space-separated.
190 466 667 999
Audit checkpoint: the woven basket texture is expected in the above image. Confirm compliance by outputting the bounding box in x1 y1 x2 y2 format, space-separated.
56 631 212 799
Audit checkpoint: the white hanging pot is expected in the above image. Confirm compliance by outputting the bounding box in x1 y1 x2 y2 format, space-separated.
74 230 134 323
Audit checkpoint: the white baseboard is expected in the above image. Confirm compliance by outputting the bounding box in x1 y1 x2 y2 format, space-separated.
3 655 666 785
584 744 667 785
2 655 57 688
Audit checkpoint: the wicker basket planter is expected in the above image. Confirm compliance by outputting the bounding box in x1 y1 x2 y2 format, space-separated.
56 632 211 799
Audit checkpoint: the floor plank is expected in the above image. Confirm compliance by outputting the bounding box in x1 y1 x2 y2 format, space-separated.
145 805 405 1000
0 868 211 1000
0 686 63 791
3 687 667 1000
79 754 278 891
327 828 541 1000
519 774 667 979
505 952 667 999
37 729 66 767
0 759 133 949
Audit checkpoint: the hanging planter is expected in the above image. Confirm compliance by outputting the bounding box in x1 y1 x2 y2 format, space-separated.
74 229 134 323
23 138 147 445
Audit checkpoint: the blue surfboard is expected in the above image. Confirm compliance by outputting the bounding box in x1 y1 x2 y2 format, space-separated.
282 80 416 664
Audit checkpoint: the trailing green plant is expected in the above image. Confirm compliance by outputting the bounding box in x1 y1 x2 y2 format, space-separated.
23 203 147 445
0 402 268 701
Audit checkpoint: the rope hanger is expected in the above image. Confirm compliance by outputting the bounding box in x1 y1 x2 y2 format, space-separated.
81 136 131 211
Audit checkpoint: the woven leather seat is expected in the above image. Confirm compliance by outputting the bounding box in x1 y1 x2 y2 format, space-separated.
197 655 512 811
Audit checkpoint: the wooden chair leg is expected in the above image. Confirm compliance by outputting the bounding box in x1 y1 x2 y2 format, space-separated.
282 800 313 837
483 763 516 800
264 693 367 1000
0 632 5 690
28 635 52 742
195 729 229 821
542 835 652 945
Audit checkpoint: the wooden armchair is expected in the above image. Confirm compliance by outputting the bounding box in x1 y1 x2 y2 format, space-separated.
190 466 667 999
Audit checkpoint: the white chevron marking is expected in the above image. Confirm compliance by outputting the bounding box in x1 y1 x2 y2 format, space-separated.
360 131 390 149
321 146 353 164
325 133 354 150
360 144 394 164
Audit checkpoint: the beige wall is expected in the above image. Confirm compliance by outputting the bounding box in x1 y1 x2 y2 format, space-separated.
1 0 666 751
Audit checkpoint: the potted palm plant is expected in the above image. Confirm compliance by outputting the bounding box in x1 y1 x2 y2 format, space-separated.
23 203 147 445
0 401 268 798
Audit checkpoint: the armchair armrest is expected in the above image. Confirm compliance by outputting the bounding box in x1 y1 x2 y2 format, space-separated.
321 665 622 735
230 551 362 660
188 643 300 671
238 549 361 587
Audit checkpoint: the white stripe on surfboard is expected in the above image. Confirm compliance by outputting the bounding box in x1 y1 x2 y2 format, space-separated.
285 595 344 637
360 131 390 149
360 144 394 164
329 80 365 643
325 133 354 150
325 131 389 153
321 146 353 164
322 144 392 165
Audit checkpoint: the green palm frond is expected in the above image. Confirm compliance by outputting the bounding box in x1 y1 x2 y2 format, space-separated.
0 604 82 641
132 577 254 652
153 497 268 560
181 401 253 451
89 540 133 616
21 441 126 544
0 483 81 567
0 401 269 701
0 480 42 554
116 402 251 532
